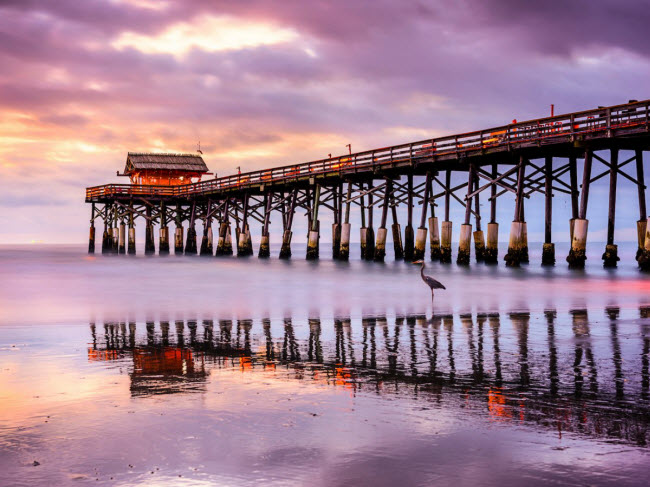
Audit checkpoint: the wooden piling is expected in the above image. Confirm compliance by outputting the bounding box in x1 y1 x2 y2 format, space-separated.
365 182 375 261
472 171 485 263
567 150 592 268
440 170 452 263
158 203 169 255
414 173 430 261
602 149 620 267
505 157 526 267
360 183 367 259
200 201 212 256
174 203 183 255
280 190 296 259
332 184 341 259
238 194 253 256
118 221 126 255
374 180 391 262
457 167 473 265
128 207 136 255
484 163 498 264
145 205 155 255
88 222 95 254
339 183 352 261
542 156 555 265
306 184 320 260
259 192 272 258
636 150 647 261
185 202 197 255
404 174 415 261
390 184 404 260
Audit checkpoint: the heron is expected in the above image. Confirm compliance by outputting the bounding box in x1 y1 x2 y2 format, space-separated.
413 260 446 306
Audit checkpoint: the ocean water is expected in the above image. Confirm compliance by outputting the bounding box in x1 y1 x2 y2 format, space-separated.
1 243 650 486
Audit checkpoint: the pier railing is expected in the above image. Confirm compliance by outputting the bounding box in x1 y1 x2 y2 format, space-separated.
86 99 650 201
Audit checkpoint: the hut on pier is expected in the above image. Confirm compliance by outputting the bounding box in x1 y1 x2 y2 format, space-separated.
121 152 210 185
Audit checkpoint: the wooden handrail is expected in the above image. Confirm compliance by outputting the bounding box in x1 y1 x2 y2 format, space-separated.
86 99 650 200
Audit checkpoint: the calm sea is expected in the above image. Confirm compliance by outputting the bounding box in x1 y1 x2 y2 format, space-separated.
1 243 650 486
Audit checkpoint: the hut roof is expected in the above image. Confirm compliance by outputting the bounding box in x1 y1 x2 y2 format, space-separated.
125 152 209 173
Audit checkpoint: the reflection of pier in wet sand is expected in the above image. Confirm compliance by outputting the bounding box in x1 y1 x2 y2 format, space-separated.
89 307 650 446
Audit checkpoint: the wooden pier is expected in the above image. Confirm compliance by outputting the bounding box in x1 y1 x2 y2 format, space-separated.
85 99 650 269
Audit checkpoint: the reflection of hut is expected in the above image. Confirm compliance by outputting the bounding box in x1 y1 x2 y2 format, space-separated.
120 153 210 186
130 347 208 396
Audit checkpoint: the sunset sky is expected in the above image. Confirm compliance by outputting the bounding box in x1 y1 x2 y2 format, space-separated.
1 0 649 244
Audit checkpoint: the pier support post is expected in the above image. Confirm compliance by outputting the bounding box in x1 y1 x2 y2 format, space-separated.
332 184 342 259
159 203 169 255
119 221 126 255
111 207 119 254
200 201 213 256
216 200 232 256
414 173 431 261
567 150 592 268
440 170 452 263
174 204 183 255
429 216 440 261
457 168 473 265
280 191 296 259
505 157 527 266
374 180 392 262
639 218 650 270
602 149 620 267
472 172 485 262
339 183 352 261
88 204 96 254
542 156 555 266
360 183 367 259
307 185 321 260
484 163 499 264
259 192 272 258
238 194 253 256
635 150 647 262
568 155 579 255
404 174 415 261
145 205 155 255
101 207 109 254
127 208 136 255
185 202 197 255
365 182 375 261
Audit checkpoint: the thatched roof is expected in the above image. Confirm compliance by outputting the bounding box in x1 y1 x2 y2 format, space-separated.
125 152 209 173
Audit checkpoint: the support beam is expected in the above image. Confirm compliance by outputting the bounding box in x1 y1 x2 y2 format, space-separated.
118 220 126 255
472 171 485 263
428 174 440 261
567 150 592 268
414 173 430 261
88 203 96 254
332 184 341 259
259 192 272 258
238 194 253 256
339 183 352 261
542 156 555 266
158 203 169 255
145 205 155 256
200 201 213 256
185 202 197 255
360 183 368 259
485 163 498 264
280 191 297 259
307 185 321 260
390 184 404 261
569 155 579 242
457 166 473 265
365 181 375 261
602 149 620 267
174 204 184 255
374 180 391 262
404 174 415 261
216 200 233 256
504 156 527 267
440 170 452 263
636 150 647 262
128 205 136 255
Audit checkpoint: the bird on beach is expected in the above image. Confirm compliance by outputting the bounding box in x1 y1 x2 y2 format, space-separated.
413 260 446 306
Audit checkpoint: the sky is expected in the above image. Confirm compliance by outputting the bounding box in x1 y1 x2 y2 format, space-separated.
1 0 649 244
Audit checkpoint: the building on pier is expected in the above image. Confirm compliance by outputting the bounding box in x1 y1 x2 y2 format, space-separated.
121 152 210 185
